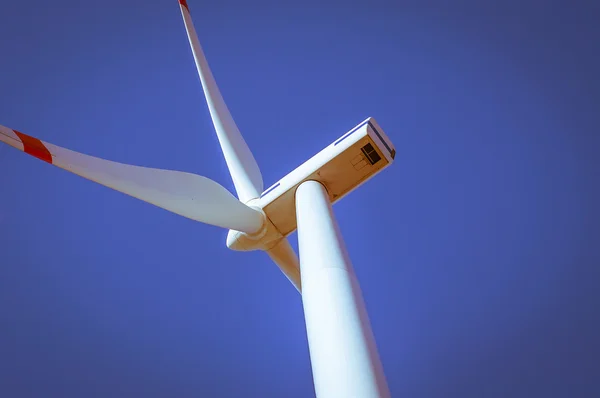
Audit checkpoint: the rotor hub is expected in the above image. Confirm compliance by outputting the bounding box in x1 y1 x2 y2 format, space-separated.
226 201 284 251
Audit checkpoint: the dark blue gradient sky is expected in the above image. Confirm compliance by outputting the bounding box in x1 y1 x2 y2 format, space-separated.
1 1 598 397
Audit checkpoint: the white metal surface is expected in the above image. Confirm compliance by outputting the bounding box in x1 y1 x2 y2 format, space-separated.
258 117 395 237
296 181 390 398
265 238 302 292
0 125 263 234
179 0 263 203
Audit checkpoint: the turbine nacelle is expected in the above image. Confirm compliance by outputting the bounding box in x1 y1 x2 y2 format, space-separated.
226 117 395 253
261 118 395 235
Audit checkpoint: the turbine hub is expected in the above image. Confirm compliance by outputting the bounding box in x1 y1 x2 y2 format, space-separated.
226 201 284 251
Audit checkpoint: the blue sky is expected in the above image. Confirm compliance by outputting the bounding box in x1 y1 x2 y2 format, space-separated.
1 0 598 396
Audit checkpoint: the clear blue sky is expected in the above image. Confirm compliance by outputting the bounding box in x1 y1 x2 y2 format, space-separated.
1 0 598 397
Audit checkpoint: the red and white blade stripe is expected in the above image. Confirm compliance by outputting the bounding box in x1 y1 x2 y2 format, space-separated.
178 0 189 11
0 125 53 164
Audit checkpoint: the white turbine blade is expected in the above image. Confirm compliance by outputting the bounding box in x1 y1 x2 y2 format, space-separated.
267 238 301 292
0 125 263 234
178 0 263 203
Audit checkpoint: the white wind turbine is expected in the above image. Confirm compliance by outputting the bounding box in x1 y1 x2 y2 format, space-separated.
0 1 396 396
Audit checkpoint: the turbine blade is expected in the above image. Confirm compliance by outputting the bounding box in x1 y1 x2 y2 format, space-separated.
0 125 263 234
178 0 263 203
267 238 301 292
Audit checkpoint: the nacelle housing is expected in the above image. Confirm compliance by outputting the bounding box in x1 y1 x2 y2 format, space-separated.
258 117 395 238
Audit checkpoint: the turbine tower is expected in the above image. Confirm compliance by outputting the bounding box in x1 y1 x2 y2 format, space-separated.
0 1 395 396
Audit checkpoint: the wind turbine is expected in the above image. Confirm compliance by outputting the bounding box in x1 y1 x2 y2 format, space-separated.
0 1 396 396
